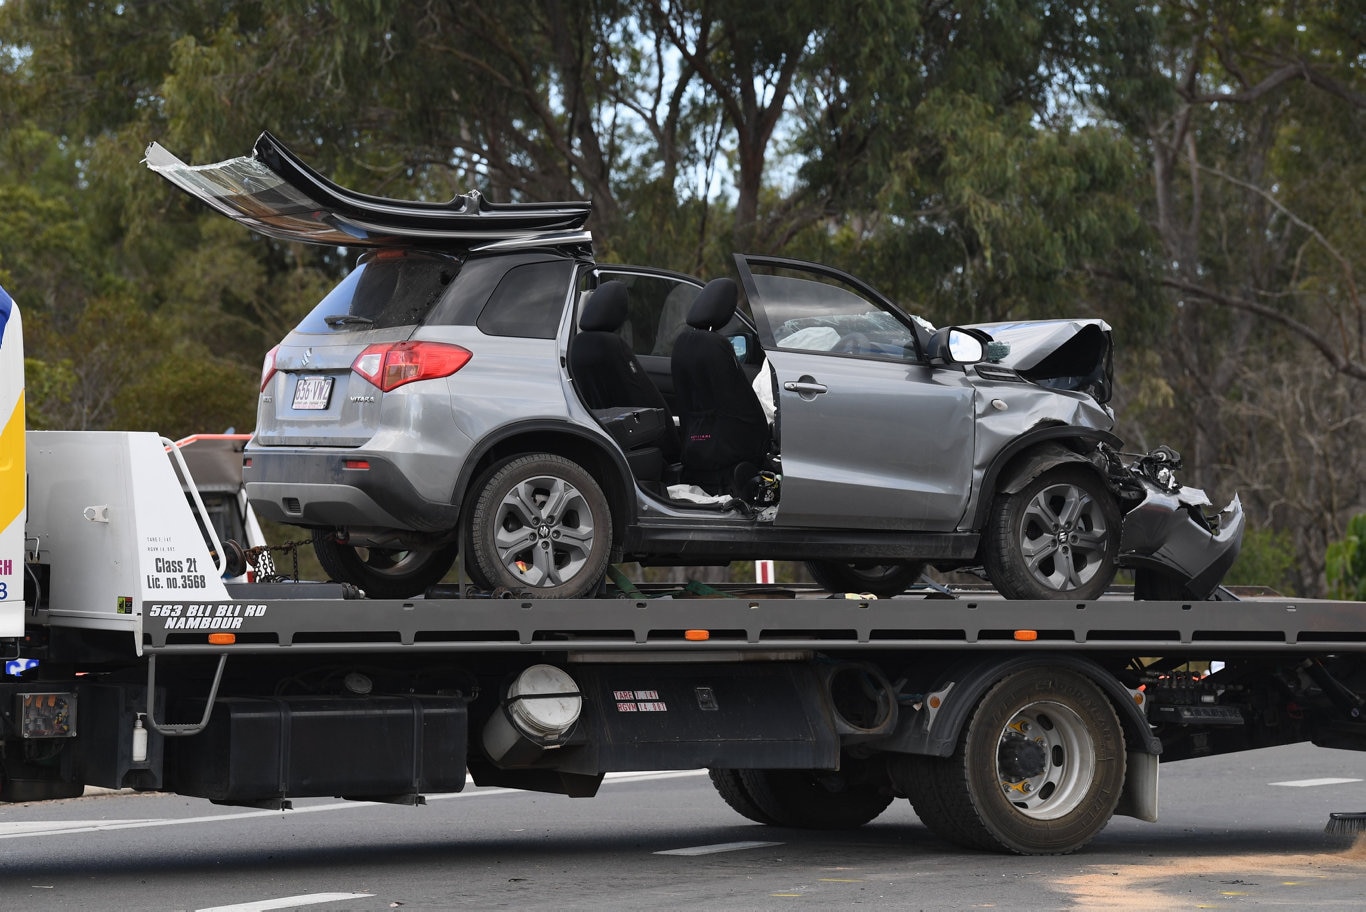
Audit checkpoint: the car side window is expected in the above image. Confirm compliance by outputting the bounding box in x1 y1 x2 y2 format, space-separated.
477 260 577 339
594 271 702 356
753 271 920 361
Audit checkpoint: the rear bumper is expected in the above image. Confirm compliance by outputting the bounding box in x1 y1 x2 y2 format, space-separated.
243 448 460 532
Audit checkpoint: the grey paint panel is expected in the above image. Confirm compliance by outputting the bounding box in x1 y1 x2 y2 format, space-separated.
765 349 975 530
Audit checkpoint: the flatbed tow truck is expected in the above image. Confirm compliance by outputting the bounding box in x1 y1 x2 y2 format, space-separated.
2 299 1365 856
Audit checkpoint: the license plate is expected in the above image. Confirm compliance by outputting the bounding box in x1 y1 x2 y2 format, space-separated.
291 376 334 410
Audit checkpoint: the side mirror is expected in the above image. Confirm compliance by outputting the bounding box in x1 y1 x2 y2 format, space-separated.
729 334 750 361
926 327 988 365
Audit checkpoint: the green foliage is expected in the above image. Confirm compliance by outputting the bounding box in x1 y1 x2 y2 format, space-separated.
1224 524 1299 596
1327 515 1366 602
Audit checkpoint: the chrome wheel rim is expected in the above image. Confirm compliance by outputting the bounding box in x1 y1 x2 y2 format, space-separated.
1018 482 1111 592
995 701 1095 820
493 474 596 588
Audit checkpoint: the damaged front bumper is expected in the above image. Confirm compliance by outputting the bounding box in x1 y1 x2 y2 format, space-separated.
1110 447 1246 600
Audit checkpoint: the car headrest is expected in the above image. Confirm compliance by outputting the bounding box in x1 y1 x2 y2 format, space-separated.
686 278 738 331
579 281 629 332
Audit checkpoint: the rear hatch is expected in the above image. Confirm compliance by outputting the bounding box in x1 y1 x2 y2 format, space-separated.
144 132 590 247
256 250 460 447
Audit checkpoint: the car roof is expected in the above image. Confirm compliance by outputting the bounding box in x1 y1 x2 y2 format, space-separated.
145 131 592 250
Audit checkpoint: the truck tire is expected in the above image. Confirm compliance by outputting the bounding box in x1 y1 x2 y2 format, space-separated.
732 767 893 830
984 467 1120 600
707 768 780 825
908 667 1126 854
805 560 926 597
894 754 993 850
311 530 459 599
468 453 612 599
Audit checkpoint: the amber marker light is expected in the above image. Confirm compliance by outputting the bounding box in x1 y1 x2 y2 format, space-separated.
1014 629 1039 641
207 633 237 645
684 629 710 641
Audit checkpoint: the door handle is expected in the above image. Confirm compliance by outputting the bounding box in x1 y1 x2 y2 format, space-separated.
783 378 828 398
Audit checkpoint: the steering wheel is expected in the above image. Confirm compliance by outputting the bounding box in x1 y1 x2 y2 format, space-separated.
832 332 871 354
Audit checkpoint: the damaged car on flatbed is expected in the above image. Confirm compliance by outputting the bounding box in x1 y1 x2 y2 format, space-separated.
146 132 1244 600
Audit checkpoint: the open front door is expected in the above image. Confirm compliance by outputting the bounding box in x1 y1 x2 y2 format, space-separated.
734 255 976 531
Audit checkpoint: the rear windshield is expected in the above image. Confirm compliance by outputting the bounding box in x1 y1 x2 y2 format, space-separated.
293 251 460 333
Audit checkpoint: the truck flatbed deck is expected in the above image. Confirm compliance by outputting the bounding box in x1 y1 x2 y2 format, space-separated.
141 586 1366 655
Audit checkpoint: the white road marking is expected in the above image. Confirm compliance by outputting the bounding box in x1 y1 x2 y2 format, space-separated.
0 769 707 840
196 893 374 912
1269 777 1363 787
0 819 159 834
655 840 783 856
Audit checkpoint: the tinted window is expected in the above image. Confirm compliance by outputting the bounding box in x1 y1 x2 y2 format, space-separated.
294 251 460 333
477 261 576 339
594 271 702 356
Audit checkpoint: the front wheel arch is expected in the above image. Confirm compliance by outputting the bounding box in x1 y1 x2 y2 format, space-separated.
970 429 1123 531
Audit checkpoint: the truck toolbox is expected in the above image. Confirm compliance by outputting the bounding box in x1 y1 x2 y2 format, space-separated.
165 695 468 804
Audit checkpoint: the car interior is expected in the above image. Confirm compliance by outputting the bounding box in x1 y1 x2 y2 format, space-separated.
570 278 778 507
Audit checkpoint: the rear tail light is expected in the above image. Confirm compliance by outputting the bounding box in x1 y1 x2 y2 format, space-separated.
260 345 279 392
352 341 473 392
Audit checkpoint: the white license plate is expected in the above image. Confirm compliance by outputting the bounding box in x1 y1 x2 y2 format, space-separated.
291 376 334 410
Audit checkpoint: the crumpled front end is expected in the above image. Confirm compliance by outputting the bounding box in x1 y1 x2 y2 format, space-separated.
1108 447 1245 600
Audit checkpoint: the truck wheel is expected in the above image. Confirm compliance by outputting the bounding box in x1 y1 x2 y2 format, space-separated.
984 467 1120 600
732 767 893 830
468 453 612 599
805 560 926 597
311 530 459 599
912 667 1126 854
894 753 989 850
707 769 779 825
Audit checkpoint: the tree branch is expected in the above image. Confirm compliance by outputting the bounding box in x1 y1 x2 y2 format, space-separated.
1158 276 1366 381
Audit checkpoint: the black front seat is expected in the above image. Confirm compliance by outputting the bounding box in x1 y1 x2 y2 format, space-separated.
670 277 769 493
569 281 679 463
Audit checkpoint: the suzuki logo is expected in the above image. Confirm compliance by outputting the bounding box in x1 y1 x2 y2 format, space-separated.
301 347 313 367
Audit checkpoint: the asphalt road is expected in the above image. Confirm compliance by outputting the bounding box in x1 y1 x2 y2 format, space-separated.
1 743 1363 911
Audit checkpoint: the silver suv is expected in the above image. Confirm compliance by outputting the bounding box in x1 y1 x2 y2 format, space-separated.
148 133 1243 600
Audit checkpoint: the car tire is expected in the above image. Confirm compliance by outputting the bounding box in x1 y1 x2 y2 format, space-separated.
984 467 1120 600
310 530 459 599
468 453 612 599
805 560 926 597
